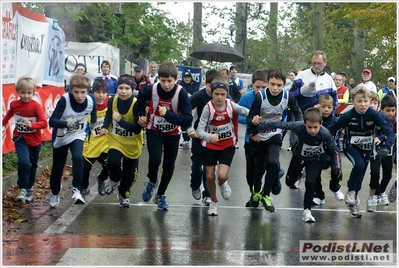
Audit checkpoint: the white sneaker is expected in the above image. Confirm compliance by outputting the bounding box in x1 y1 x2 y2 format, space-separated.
333 189 344 201
366 195 377 212
49 193 60 208
287 146 291 151
220 181 232 200
293 179 301 189
379 192 389 206
345 190 356 206
203 196 211 206
16 188 27 203
207 201 219 216
72 188 86 204
302 209 315 223
312 197 325 206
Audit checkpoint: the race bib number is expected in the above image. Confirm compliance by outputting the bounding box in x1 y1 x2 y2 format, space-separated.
350 135 373 150
210 123 233 140
154 115 177 132
15 115 36 133
301 143 325 157
259 127 277 134
112 122 135 138
91 119 104 137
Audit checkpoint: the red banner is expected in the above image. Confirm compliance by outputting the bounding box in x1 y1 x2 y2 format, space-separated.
2 84 64 154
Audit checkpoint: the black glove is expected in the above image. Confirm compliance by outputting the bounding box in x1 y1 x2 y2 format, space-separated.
378 146 391 159
331 168 342 181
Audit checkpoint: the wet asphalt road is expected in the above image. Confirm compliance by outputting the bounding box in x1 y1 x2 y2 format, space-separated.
2 124 397 266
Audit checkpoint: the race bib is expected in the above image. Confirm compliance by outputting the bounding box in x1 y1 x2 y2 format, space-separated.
57 116 86 137
209 123 233 140
154 115 177 132
91 119 104 137
350 135 373 150
259 127 277 134
15 115 36 133
112 122 136 138
301 143 325 157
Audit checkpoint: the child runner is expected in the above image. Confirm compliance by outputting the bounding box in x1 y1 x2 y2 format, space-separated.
186 69 222 205
238 69 286 207
258 107 342 222
48 74 97 208
312 94 345 205
137 61 193 211
246 68 302 212
2 76 48 203
196 77 249 216
82 78 110 196
99 75 143 207
367 94 397 211
328 86 395 218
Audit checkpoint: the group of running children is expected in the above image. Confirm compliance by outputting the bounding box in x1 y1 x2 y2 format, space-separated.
4 61 396 223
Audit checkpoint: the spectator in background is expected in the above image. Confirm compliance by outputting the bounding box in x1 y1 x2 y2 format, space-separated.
178 70 200 147
178 71 200 97
65 63 87 92
339 71 353 91
133 66 151 91
96 60 118 95
149 61 159 84
334 74 350 104
378 77 396 99
290 50 338 114
349 78 356 89
219 64 241 103
359 68 377 93
229 65 245 95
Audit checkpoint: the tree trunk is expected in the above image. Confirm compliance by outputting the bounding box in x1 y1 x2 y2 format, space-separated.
268 2 279 64
234 2 246 72
312 3 324 51
352 23 366 82
191 2 204 67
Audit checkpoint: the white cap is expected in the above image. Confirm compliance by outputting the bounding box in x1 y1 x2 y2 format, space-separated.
388 77 396 82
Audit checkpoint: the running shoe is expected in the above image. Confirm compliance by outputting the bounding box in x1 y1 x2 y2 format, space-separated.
97 177 105 196
142 182 156 202
203 196 211 206
312 197 325 206
153 194 160 205
104 178 118 195
272 179 282 195
260 195 275 213
388 181 397 203
49 193 60 208
344 190 356 206
366 195 377 212
157 195 169 211
81 188 90 196
207 201 218 216
25 188 34 203
348 197 361 218
192 189 201 200
118 194 131 208
379 192 389 206
333 189 344 201
302 209 316 223
250 186 263 207
16 188 27 203
220 181 232 200
72 188 86 204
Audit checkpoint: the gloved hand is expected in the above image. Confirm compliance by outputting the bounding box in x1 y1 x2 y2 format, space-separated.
66 117 79 127
331 168 342 181
257 122 272 132
378 146 391 159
